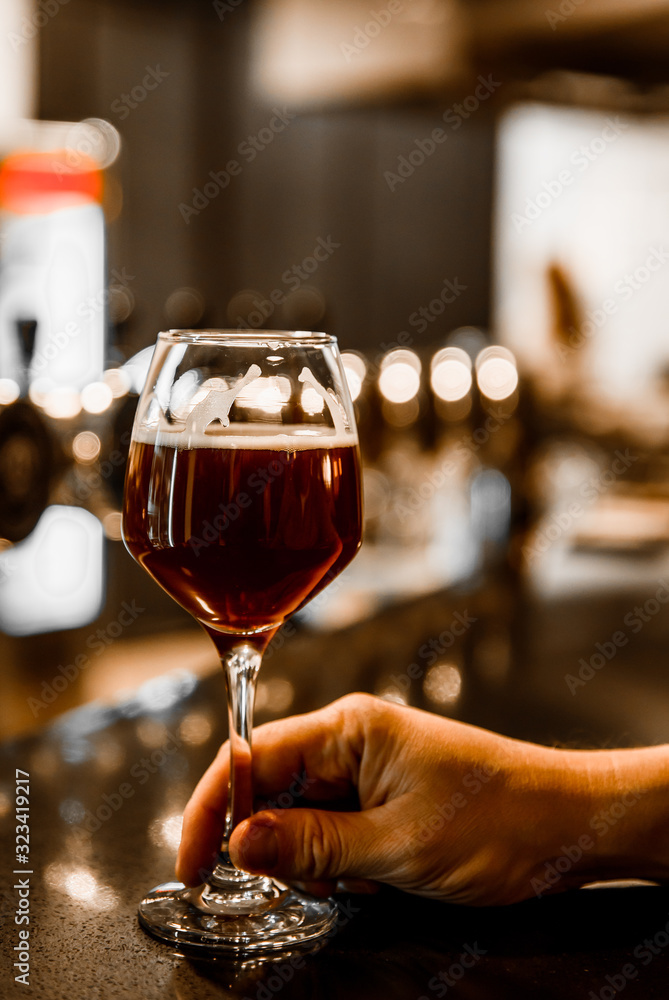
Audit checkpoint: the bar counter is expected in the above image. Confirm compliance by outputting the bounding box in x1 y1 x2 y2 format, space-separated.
2 584 669 1000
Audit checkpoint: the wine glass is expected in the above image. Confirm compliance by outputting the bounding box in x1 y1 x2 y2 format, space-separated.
122 330 362 953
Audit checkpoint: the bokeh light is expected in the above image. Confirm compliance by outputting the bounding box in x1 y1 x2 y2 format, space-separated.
255 677 294 714
423 662 462 707
341 351 367 401
178 711 214 747
102 511 123 541
149 812 183 852
430 347 472 402
475 346 518 401
81 381 114 414
236 376 291 414
42 387 82 420
378 349 422 404
45 863 118 911
301 385 325 414
0 378 20 405
72 431 101 464
103 368 131 398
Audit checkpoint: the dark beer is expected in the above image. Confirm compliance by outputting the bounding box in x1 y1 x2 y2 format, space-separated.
123 430 362 636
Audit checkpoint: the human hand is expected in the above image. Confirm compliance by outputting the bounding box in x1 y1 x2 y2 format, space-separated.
176 693 669 905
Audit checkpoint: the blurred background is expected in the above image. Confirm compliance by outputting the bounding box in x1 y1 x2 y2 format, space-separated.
3 0 669 748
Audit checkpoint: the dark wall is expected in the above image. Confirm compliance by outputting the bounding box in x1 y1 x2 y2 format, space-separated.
38 0 495 355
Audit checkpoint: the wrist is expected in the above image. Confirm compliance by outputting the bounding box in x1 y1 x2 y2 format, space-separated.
531 745 669 893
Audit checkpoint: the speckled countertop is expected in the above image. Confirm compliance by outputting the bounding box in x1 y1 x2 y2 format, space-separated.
3 589 669 1000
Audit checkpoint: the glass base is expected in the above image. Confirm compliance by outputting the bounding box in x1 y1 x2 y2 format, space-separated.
137 880 337 955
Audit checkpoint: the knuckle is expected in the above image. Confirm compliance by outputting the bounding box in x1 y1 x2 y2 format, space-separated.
334 691 382 717
299 812 343 880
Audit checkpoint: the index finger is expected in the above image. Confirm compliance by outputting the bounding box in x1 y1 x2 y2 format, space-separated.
176 699 365 886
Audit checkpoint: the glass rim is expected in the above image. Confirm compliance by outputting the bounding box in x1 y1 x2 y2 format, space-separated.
159 329 336 346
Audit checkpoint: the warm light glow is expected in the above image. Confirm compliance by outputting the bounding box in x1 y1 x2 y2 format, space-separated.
66 117 122 170
378 349 422 403
179 711 214 747
0 378 20 405
301 385 324 414
29 746 58 779
103 368 131 398
72 431 101 464
430 347 472 402
435 394 472 422
200 377 227 393
255 677 295 714
28 378 51 408
236 376 291 414
476 346 518 401
102 511 123 541
165 286 205 327
136 719 169 749
382 397 419 427
65 869 98 902
45 863 118 911
94 738 125 773
376 684 409 706
149 813 183 852
42 387 82 420
341 352 367 401
81 381 113 414
423 662 462 706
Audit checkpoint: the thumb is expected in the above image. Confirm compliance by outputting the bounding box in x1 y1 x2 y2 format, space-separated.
229 807 400 884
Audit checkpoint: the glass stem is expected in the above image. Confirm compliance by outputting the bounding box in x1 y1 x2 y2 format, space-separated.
184 642 287 914
216 643 262 877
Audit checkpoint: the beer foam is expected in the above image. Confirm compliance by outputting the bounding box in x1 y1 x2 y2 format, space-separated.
132 422 358 451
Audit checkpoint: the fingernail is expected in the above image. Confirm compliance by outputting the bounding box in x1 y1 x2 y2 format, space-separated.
241 823 279 873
